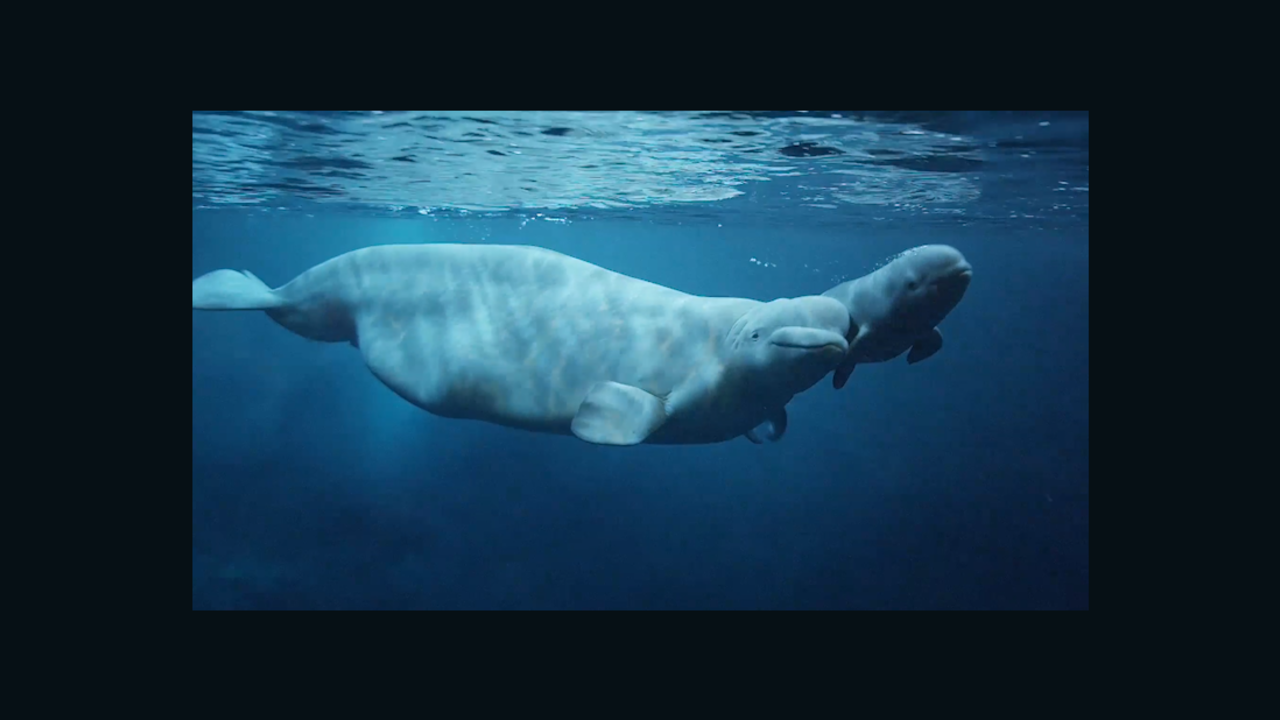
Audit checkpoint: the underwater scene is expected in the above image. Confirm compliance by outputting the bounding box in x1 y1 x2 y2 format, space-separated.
192 111 1088 610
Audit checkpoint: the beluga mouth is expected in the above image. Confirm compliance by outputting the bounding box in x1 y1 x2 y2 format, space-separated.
937 267 972 292
768 327 849 354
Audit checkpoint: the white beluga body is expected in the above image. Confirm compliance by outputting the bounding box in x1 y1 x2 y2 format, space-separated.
192 243 851 446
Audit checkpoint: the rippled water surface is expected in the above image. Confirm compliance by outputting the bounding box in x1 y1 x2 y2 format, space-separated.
193 111 1088 227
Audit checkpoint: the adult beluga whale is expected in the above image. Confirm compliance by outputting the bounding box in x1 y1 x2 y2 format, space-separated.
192 243 851 446
821 244 972 389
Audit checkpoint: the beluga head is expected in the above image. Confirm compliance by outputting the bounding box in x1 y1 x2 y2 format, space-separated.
822 244 973 389
874 244 972 331
728 295 851 399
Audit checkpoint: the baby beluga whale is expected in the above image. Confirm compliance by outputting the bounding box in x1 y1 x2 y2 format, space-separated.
192 243 851 446
822 244 972 389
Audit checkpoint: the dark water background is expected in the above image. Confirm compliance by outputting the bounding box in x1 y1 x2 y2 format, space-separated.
192 111 1088 610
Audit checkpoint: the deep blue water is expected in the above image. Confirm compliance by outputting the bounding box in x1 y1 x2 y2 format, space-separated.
192 111 1088 610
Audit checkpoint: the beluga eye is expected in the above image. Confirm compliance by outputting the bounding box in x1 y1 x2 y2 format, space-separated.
751 331 759 340
907 280 918 291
